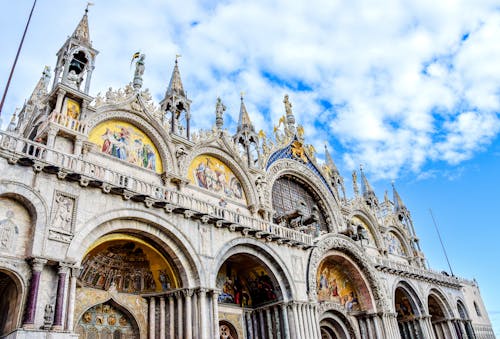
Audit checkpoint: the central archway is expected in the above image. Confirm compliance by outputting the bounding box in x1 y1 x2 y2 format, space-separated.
320 310 355 339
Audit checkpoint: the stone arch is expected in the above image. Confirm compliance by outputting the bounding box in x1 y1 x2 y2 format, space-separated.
86 110 176 174
427 288 454 339
184 146 258 208
0 180 49 257
212 237 295 302
267 159 344 233
219 320 239 339
0 269 25 336
66 208 202 287
385 226 412 257
75 297 142 338
347 209 384 249
319 309 357 339
456 299 475 339
308 234 388 312
394 280 425 339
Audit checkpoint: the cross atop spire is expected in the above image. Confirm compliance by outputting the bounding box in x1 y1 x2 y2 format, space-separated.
72 6 91 45
166 57 186 97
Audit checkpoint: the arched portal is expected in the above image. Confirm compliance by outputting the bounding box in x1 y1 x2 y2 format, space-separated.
395 284 424 339
0 270 23 336
216 252 284 339
320 311 355 339
456 300 475 339
76 300 139 339
428 292 453 339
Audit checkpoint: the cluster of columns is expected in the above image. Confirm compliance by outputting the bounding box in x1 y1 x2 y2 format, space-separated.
452 319 475 339
356 313 384 339
146 288 219 339
431 319 456 339
244 302 321 339
22 257 79 331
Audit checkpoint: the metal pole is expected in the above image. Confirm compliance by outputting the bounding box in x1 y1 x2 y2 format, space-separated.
0 0 37 117
429 208 454 276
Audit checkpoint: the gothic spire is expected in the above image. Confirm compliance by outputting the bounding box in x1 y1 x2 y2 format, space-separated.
360 165 374 195
71 6 91 45
392 182 406 212
324 144 339 175
237 94 254 131
166 56 186 97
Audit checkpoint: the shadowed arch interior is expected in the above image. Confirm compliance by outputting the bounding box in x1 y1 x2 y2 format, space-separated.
395 284 424 339
0 270 23 336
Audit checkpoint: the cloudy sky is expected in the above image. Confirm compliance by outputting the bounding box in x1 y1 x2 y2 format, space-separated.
1 0 499 334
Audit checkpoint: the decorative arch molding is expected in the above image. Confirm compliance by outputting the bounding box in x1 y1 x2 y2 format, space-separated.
307 234 388 312
0 268 26 336
0 180 49 257
86 110 176 174
319 308 358 339
346 208 384 249
456 298 471 319
392 279 425 316
385 226 413 257
73 290 145 338
212 237 296 301
426 287 454 318
267 159 344 233
66 208 202 287
183 146 258 208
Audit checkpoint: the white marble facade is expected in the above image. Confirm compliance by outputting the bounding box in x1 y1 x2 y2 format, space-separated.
0 8 495 339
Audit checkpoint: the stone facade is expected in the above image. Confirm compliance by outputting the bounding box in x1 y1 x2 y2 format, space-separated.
0 8 495 339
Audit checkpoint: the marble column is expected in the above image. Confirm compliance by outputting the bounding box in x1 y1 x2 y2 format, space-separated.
168 294 175 339
259 310 266 339
312 305 321 339
149 297 156 339
177 292 184 339
23 258 47 327
212 291 220 339
65 267 79 331
266 308 273 339
198 289 207 339
160 297 165 339
297 304 305 339
273 306 281 339
246 311 254 339
305 304 313 339
192 292 198 339
55 89 66 114
281 303 290 339
52 264 69 329
252 311 260 339
184 289 193 339
291 303 300 339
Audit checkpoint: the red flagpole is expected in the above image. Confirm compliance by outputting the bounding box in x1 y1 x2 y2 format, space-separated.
0 0 37 118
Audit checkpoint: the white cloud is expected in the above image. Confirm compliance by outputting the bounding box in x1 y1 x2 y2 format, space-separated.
0 0 499 180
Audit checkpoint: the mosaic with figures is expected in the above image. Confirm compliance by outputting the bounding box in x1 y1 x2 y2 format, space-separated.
79 237 176 294
88 120 163 173
76 301 138 339
317 259 361 312
217 255 278 307
188 155 245 201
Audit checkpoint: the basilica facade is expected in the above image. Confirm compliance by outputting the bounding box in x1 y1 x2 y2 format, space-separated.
0 9 495 339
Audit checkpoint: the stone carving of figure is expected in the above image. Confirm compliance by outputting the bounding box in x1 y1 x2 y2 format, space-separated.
52 194 74 232
352 170 359 196
133 54 146 89
43 304 54 328
284 94 293 117
66 70 80 89
0 210 18 252
215 97 226 129
42 66 51 89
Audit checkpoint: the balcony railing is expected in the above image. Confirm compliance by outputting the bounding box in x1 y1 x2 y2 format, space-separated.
0 131 313 247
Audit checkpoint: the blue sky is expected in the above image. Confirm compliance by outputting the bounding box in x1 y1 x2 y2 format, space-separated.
1 0 499 335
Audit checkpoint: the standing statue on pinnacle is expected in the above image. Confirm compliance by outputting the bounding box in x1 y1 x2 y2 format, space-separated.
133 54 146 90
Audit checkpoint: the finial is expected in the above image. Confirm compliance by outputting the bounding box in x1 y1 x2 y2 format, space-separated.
175 54 182 64
85 2 94 14
240 91 245 100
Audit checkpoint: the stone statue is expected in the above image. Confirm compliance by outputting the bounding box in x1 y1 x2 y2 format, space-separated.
352 170 359 196
215 97 226 129
52 194 74 232
133 54 146 89
43 304 54 329
284 94 293 117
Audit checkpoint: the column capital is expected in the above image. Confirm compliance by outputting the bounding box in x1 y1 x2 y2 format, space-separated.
183 289 194 298
58 262 72 275
57 88 67 97
29 257 47 272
